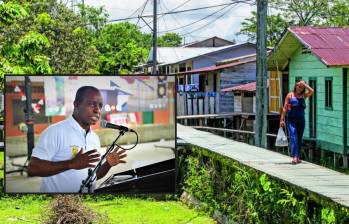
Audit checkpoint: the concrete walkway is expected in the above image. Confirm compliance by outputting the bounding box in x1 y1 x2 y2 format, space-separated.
177 124 349 208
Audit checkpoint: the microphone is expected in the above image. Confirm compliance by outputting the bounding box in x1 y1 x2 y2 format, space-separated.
100 120 134 132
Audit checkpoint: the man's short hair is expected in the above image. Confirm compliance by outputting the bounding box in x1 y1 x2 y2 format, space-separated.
74 86 100 103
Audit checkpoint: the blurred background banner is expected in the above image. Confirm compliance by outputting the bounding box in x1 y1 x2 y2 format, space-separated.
44 76 65 116
5 75 175 138
42 76 169 116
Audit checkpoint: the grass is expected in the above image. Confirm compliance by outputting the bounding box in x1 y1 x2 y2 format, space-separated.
0 196 48 223
87 197 215 224
0 195 216 224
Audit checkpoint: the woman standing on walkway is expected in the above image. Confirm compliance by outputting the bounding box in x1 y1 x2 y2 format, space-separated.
280 80 314 164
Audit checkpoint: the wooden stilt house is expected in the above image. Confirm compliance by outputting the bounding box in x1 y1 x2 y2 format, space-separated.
268 27 349 166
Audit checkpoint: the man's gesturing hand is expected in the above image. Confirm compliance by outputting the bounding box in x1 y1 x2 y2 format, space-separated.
69 148 100 170
106 147 127 167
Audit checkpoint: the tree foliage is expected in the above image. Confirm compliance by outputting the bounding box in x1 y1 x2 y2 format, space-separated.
0 2 52 89
0 0 99 77
322 0 349 26
158 33 182 47
0 0 182 79
95 22 151 74
237 11 291 47
238 0 349 47
270 0 329 26
76 3 108 33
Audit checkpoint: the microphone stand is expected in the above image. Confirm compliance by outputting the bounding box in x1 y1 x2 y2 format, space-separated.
79 130 126 193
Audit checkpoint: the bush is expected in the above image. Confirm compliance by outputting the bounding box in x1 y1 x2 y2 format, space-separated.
179 145 349 223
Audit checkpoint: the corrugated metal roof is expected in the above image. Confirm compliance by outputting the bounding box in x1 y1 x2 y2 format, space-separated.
149 47 225 65
176 56 256 75
147 42 255 66
289 27 349 66
221 82 256 92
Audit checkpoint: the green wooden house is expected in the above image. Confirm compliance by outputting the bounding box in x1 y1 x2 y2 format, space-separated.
268 27 349 167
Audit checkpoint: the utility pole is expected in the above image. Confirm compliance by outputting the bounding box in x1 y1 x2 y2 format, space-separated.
255 0 268 148
24 76 34 159
152 0 157 75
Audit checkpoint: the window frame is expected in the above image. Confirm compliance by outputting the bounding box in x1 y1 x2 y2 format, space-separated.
325 77 333 110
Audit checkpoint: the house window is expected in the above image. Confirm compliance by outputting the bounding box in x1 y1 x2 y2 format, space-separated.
325 77 332 110
301 47 311 54
179 63 186 72
178 77 184 85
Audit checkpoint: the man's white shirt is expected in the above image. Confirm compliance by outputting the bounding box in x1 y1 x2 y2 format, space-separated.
31 116 101 192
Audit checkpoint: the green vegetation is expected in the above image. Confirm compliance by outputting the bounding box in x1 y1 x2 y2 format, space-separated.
0 195 215 224
0 152 3 188
238 0 349 46
0 0 184 84
178 145 349 223
87 197 215 224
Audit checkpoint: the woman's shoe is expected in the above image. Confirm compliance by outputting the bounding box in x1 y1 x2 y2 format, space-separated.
292 157 297 165
297 158 302 163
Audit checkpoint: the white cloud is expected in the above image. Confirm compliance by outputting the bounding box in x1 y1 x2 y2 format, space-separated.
84 0 254 43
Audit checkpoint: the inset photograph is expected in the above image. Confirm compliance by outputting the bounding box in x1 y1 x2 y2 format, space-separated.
5 75 175 193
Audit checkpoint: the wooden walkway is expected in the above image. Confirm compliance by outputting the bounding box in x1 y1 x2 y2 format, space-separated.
177 124 349 208
177 112 278 119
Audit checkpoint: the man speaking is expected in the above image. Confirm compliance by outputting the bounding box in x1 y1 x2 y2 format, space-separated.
27 86 127 192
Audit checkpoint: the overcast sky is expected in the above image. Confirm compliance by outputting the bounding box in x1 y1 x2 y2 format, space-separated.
82 0 255 44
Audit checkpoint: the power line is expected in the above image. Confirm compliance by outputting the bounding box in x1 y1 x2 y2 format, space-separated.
107 2 242 23
136 0 150 26
159 2 169 32
160 0 195 41
158 4 232 34
140 0 192 29
128 0 149 18
180 4 238 37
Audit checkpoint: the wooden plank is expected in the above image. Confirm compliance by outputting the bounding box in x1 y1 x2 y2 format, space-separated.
191 126 277 137
187 99 192 115
210 97 215 114
193 98 198 115
234 95 242 112
177 112 278 119
204 96 209 114
198 99 204 115
177 124 349 208
177 94 185 116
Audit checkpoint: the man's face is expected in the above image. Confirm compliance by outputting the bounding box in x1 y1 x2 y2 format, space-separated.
74 90 103 127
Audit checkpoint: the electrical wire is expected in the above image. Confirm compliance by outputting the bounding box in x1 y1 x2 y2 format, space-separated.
127 0 149 18
136 0 150 26
158 3 232 34
180 4 238 37
160 1 189 40
140 0 192 29
107 2 240 23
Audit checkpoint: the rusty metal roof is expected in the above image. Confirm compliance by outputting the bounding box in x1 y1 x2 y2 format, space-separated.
176 56 256 75
221 82 256 92
290 27 349 66
272 27 349 68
